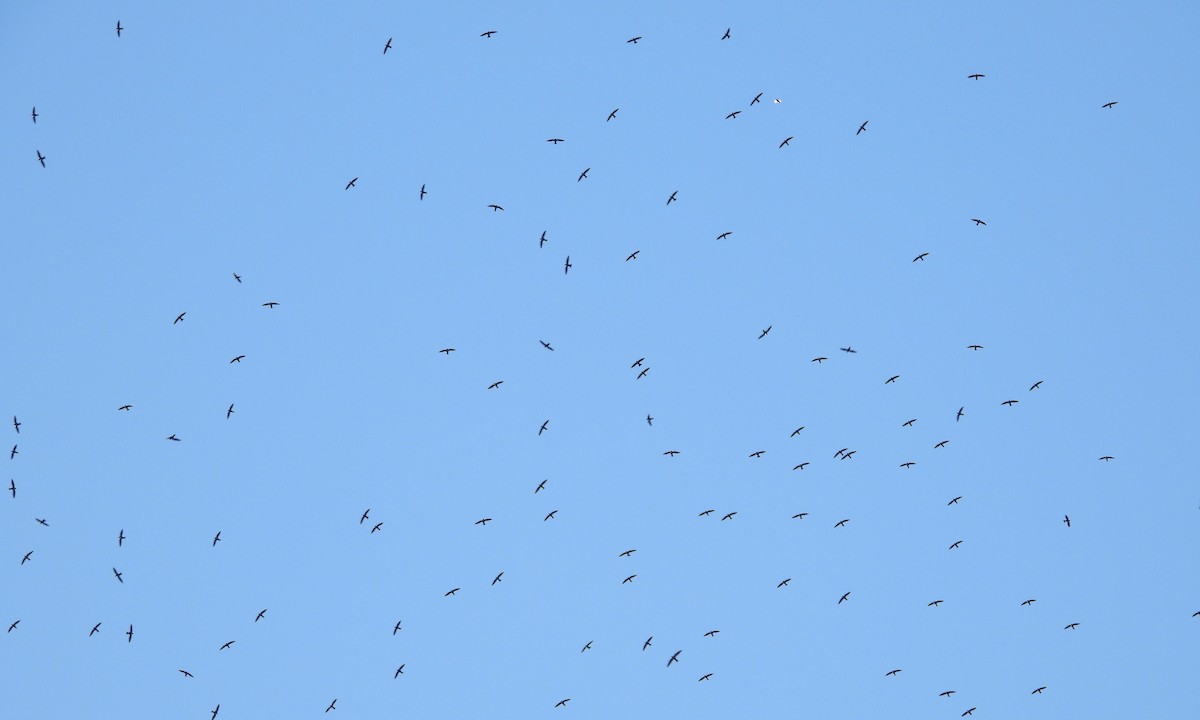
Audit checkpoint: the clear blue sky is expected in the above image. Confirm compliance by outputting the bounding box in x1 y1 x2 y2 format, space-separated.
3 1 1199 717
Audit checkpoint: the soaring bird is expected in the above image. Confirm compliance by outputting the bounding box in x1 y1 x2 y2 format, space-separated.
956 407 965 422
475 518 492 526
12 416 19 434
488 381 503 390
698 509 714 516
360 509 370 525
487 204 504 211
935 440 949 449
232 273 241 283
31 107 37 123
840 346 857 353
263 302 279 308
792 463 809 470
1099 456 1114 462
968 73 985 80
35 518 48 527
886 669 901 676
535 480 547 493
1032 687 1047 694
1102 101 1118 108
949 540 962 550
539 420 549 436
1021 599 1036 606
777 578 791 588
345 177 357 190
445 588 460 597
637 367 649 379
779 136 793 148
438 348 455 355
721 512 737 521
903 418 916 427
970 218 986 226
664 450 681 457
118 529 125 545
749 451 765 458
839 592 851 604
564 256 571 274
646 415 653 426
394 664 405 678
1030 380 1043 390
577 167 589 181
220 640 235 650
716 231 732 240
885 375 900 384
725 111 741 119
626 251 639 261
666 190 678 205
480 30 497 37
36 150 46 167
1065 623 1080 630
383 37 392 54
758 326 772 339
226 404 235 419
174 312 186 324
812 357 827 363
608 108 619 121
113 567 123 583
722 28 731 39
539 231 548 247
667 650 681 667
631 358 645 368
544 510 557 521
1063 515 1071 527
371 522 383 533
326 699 337 713
619 549 636 557
21 551 33 565
555 699 570 708
751 92 763 105
126 624 134 642
118 405 133 411
939 690 956 697
643 636 653 650
540 340 554 351
230 355 245 364
255 609 267 622
581 641 593 652
792 513 808 520
835 519 849 528
492 572 503 585
928 600 944 607
699 673 713 681
211 706 219 720
791 427 804 437
962 709 976 716
88 622 102 636
8 479 14 497
856 121 868 135
703 630 719 637
115 21 123 37
626 36 641 44
8 620 19 633
622 574 637 584
913 252 929 262
1001 399 1018 406
212 531 222 547
393 620 403 635
419 184 427 200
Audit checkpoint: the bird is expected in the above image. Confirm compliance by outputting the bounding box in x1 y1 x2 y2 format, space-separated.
886 669 901 676
751 93 763 105
664 450 681 457
968 73 985 80
345 177 357 190
1030 380 1043 390
118 405 132 411
564 256 572 274
885 375 900 384
540 340 554 351
928 600 944 607
947 498 963 509
538 420 549 436
36 150 46 168
488 381 503 390
539 231 548 247
1102 101 1118 108
956 407 965 422
475 518 492 526
12 416 19 434
487 204 504 211
792 513 808 520
643 636 653 650
912 252 930 262
1021 599 1036 606
226 403 235 419
255 609 267 622
439 348 455 355
173 312 186 324
480 30 497 37
716 232 732 240
749 451 765 458
115 21 123 37
835 519 849 528
371 522 383 533
790 427 805 437
857 121 868 135
704 630 719 637
544 510 557 521
1063 515 1071 527
90 623 101 636
555 699 570 708
962 709 976 717
419 184 427 200
1065 623 1080 630
840 346 857 353
622 575 637 584
626 250 639 261
1002 399 1018 406
492 572 503 585
777 578 791 588
900 462 916 469
812 357 827 363
180 669 195 678
699 673 713 682
667 650 681 667
393 620 402 635
211 706 219 720
118 529 125 546
212 531 222 547
7 620 18 633
758 326 772 339
1099 456 1114 462
535 480 547 493
1032 687 1047 694
326 699 337 713
935 440 949 449
578 167 589 181
646 415 653 426
637 367 649 379
31 107 37 123
7 479 14 498
970 218 986 226
698 509 714 517
607 108 619 121
666 190 678 205
721 512 737 521
359 509 370 525
35 518 48 527
126 624 134 642
21 551 32 565
10 445 16 459
220 640 235 650
779 137 793 148
232 273 241 283
939 691 956 697
949 541 963 550
903 418 917 427
262 301 279 308
721 28 731 39
626 36 641 44
839 592 851 604
394 664 405 678
113 567 123 583
444 588 460 597
383 37 392 53
619 549 636 557
581 641 593 652
792 463 809 471
230 355 245 364
834 448 849 459
725 111 741 119
631 358 645 368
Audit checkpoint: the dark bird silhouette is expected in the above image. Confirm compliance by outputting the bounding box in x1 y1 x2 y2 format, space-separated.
174 312 186 324
751 93 763 105
777 578 791 588
928 600 944 607
564 256 571 274
626 250 639 261
226 404 235 419
535 480 547 493
725 111 741 119
608 108 619 121
420 184 427 200
721 28 731 39
704 630 719 637
371 522 383 533
949 541 962 550
326 699 337 712
36 518 48 527
839 592 851 604
539 420 550 436
90 623 101 636
438 348 455 355
619 549 636 557
581 641 593 652
646 415 653 426
667 650 681 667
792 512 808 520
935 440 949 449
903 418 916 427
230 355 245 365
885 375 900 384
716 232 732 240
962 709 976 717
211 706 219 720
547 139 565 146
555 699 570 708
666 190 678 205
968 73 985 80
886 669 901 676
792 463 809 470
8 479 14 498
1002 399 1018 406
394 664 405 678
698 509 714 517
21 551 32 565
255 609 267 622
488 381 503 390
779 136 793 148
118 529 125 545
834 448 849 459
220 640 235 650
622 574 637 584
36 151 46 168
540 340 554 351
1102 101 1118 108
1065 623 1080 630
8 620 18 633
1099 456 1114 462
233 273 241 283
1063 514 1071 527
758 326 772 339
643 636 653 650
262 301 279 309
383 37 392 54
631 357 645 368
113 567 123 583
487 204 504 211
544 510 557 521
1021 599 1036 606
970 218 986 226
749 451 765 458
956 407 965 422
578 168 589 181
126 624 133 642
900 462 915 469
480 30 497 37
12 416 19 434
475 518 492 526
444 588 460 597
492 571 503 585
345 177 357 190
939 690 956 697
637 367 649 379
212 531 222 547
393 620 403 635
857 121 868 135
10 445 16 459
791 427 804 437
1030 380 1043 390
699 673 713 681
31 107 37 124
812 357 827 363
913 252 929 261
664 450 680 457
1032 687 1047 694
115 21 123 37
835 519 849 528
721 512 737 521
359 509 370 525
840 346 857 353
539 231 548 247
118 405 133 411
627 36 641 44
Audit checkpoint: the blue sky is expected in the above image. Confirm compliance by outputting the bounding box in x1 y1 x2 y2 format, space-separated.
3 1 1199 717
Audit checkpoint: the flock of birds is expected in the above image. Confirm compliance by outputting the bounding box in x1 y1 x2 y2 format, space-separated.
10 15 1189 720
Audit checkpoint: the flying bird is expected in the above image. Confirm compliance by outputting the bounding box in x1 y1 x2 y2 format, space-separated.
492 572 503 585
360 509 370 524
488 381 503 390
779 137 793 148
721 28 731 39
751 93 763 105
622 574 637 584
721 512 737 521
929 600 944 607
21 551 32 565
900 462 916 469
699 673 713 681
962 709 976 717
626 251 639 261
1002 399 1019 406
226 404 235 419
666 190 678 205
475 518 492 526
935 440 949 449
698 509 714 516
608 108 619 121
949 541 962 550
939 691 956 697
544 510 557 521
540 340 554 351
220 640 235 650
856 121 868 135
812 357 827 363
967 344 984 351
970 218 986 226
704 630 719 637
539 231 548 247
725 111 741 119
113 567 123 583
913 252 929 261
115 21 123 37
232 273 241 283
394 664 405 678
835 519 849 528
211 706 219 720
31 107 37 123
535 480 547 493
547 138 564 144
371 522 383 533
555 699 570 708
619 549 636 557
646 415 653 426
758 326 772 339
326 699 337 713
792 512 808 520
643 636 653 650
8 620 18 633
7 479 14 498
1065 623 1080 630
664 450 680 457
36 151 46 168
383 37 392 53
1099 456 1114 462
626 36 641 44
956 407 965 422
777 578 791 588
445 588 460 597
903 419 916 427
393 620 402 634
212 531 222 546
577 168 589 181
791 427 804 437
118 405 132 411
35 518 48 527
126 624 133 642
419 184 426 200
839 592 851 604
885 375 900 384
631 358 645 368
716 232 732 240
345 177 357 190
89 623 102 636
439 348 455 355
667 650 681 667
1063 515 1071 527
174 312 186 324
118 529 125 545
564 256 571 274
1030 380 1043 390
1021 599 1036 606
749 450 765 458
1102 101 1118 108
230 355 245 363
792 463 809 470
487 204 504 211
538 420 549 435
840 346 857 353
637 367 649 379
480 30 497 37
12 416 19 434
1032 687 1047 694
581 641 593 652
968 73 985 80
255 609 267 622
886 669 901 676
262 301 279 308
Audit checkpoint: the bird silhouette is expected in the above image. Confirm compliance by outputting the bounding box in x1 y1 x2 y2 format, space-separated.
885 375 900 384
480 30 497 38
394 664 405 678
90 622 101 636
1030 380 1043 390
939 690 956 697
255 609 267 622
126 624 133 642
345 177 357 190
699 673 713 681
540 340 554 351
779 137 793 148
913 252 929 261
777 578 791 588
173 312 186 324
949 540 962 550
581 641 593 652
725 111 741 119
12 416 19 434
622 575 637 584
1102 101 1118 108
383 37 392 54
608 108 619 121
578 167 589 181
21 551 32 565
36 150 46 168
722 512 737 521
886 669 901 676
212 531 221 547
948 496 962 506
220 640 235 650
839 592 851 604
115 21 123 37
226 404 235 419
544 510 557 521
721 28 731 39
393 620 403 635
751 93 763 105
475 518 492 526
643 636 653 650
667 650 681 667
970 218 986 226
666 190 678 205
538 420 549 436
31 107 37 124
326 699 337 712
626 250 639 261
564 256 571 274
619 549 636 557
626 36 641 44
535 480 547 493
1032 687 1047 694
835 519 849 528
113 567 123 583
968 73 985 80
758 326 772 339
445 588 460 597
487 204 504 212
35 518 48 527
1065 623 1080 630
928 600 944 607
232 273 241 283
371 522 383 533
555 699 570 708
1021 599 1036 606
539 231 548 247
419 184 427 200
1063 515 1071 527
118 529 125 545
492 572 503 585
857 121 868 135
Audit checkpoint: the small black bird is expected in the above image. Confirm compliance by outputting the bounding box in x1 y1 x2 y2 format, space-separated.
544 510 557 521
220 640 235 650
326 699 337 712
619 549 636 557
1030 380 1043 390
371 522 383 533
393 620 403 635
481 30 497 38
777 578 791 588
255 609 267 622
716 232 732 240
666 190 678 205
211 705 219 720
939 690 956 697
699 673 713 681
420 184 427 200
8 620 19 633
226 404 235 419
839 592 851 604
637 367 649 379
90 623 101 636
577 167 589 182
212 531 222 547
360 509 370 524
779 137 793 148
539 420 549 436
667 650 681 667
35 518 48 527
539 231 548 247
725 111 741 119
886 669 901 676
627 36 641 44
970 218 986 226
928 600 944 607
113 567 123 583
232 273 241 283
622 575 636 584
751 92 763 105
581 641 593 652
913 252 929 261
555 699 570 708
967 344 984 351
540 340 554 351
383 37 393 54
758 326 772 339
625 250 639 261
115 21 123 37
608 108 619 121
1065 623 1080 630
885 375 900 384
646 414 653 426
179 669 193 678
856 121 868 135
10 445 17 459
445 587 460 596
8 479 15 497
1102 101 1118 108
1063 514 1071 527
263 302 279 308
12 416 19 433
840 346 856 353
126 624 134 642
643 636 653 650
1032 686 1047 694
564 256 571 274
345 177 357 190
698 509 714 516
394 664 405 678
492 572 503 585
534 480 547 493
36 150 46 167
488 381 503 390
475 518 492 526
547 138 564 144
31 107 37 124
956 407 965 422
174 312 186 324
721 28 731 40
968 73 985 80
118 529 125 546
21 551 32 565
118 405 133 411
